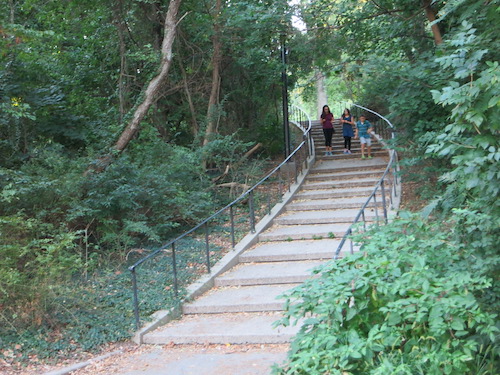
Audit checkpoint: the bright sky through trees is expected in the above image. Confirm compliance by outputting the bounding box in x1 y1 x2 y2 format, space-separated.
289 0 307 31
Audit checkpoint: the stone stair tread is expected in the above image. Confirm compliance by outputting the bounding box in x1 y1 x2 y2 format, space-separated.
315 149 384 154
214 260 325 286
183 284 298 314
289 196 376 206
285 199 382 211
311 157 388 171
259 223 351 241
142 312 301 345
294 186 375 199
240 239 338 262
304 176 384 185
315 151 386 160
306 169 385 180
301 178 387 190
276 208 379 224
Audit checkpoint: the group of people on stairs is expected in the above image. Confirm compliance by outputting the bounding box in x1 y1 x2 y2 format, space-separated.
320 105 374 159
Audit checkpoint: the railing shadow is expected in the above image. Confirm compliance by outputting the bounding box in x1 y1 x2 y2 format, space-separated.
129 106 313 329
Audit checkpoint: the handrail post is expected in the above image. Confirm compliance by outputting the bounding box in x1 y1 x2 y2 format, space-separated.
381 179 388 224
249 191 256 233
230 205 235 249
294 155 299 183
131 267 140 330
373 193 380 226
204 222 211 273
172 243 178 297
267 190 272 215
278 168 283 201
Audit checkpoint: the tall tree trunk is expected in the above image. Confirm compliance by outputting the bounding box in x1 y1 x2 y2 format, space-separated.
178 55 199 137
89 0 182 173
422 0 442 45
203 0 223 146
9 0 15 23
112 0 130 121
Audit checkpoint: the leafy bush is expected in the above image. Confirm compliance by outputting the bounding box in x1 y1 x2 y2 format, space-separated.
0 215 81 328
75 142 215 256
274 212 499 375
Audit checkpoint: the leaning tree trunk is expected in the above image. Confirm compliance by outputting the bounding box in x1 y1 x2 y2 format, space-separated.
422 0 442 45
202 0 223 147
88 0 182 173
114 0 181 151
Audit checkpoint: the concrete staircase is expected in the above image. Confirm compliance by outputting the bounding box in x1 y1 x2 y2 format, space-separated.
139 120 389 373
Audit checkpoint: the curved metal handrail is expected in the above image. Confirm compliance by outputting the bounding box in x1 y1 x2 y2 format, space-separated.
129 105 312 328
334 104 400 259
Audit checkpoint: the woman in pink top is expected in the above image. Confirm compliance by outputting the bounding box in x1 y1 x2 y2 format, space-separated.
320 105 334 156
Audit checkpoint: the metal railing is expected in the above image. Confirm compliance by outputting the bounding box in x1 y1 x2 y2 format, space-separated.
129 106 313 329
333 102 394 141
334 104 400 259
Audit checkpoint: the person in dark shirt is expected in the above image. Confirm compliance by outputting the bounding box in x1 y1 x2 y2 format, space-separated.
320 105 334 156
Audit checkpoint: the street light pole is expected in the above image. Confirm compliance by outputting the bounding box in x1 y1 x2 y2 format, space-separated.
281 38 291 159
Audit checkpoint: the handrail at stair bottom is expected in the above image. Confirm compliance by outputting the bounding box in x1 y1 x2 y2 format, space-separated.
334 104 401 259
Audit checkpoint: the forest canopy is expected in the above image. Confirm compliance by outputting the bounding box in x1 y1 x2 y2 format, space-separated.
0 0 498 371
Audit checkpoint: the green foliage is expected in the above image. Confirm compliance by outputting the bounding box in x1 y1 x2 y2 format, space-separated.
201 133 254 169
0 215 81 328
275 3 500 374
79 143 214 253
274 213 499 375
427 22 500 215
2 0 497 371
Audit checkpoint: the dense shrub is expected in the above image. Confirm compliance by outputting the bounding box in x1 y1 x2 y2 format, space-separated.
274 212 499 375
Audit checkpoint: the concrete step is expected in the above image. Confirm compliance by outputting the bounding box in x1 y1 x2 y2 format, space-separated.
313 145 383 152
240 239 339 262
275 208 380 225
183 284 297 314
316 150 387 160
311 134 381 141
286 196 384 210
142 312 300 345
301 177 388 190
305 169 385 182
313 140 383 148
214 260 325 286
310 157 388 173
259 223 351 241
293 186 375 200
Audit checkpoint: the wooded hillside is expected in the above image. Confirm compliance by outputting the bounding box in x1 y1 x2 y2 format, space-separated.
1 0 498 372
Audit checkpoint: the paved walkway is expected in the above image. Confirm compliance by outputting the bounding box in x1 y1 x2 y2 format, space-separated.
44 121 393 375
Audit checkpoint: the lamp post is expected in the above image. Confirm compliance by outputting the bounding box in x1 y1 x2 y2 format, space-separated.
281 37 291 159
